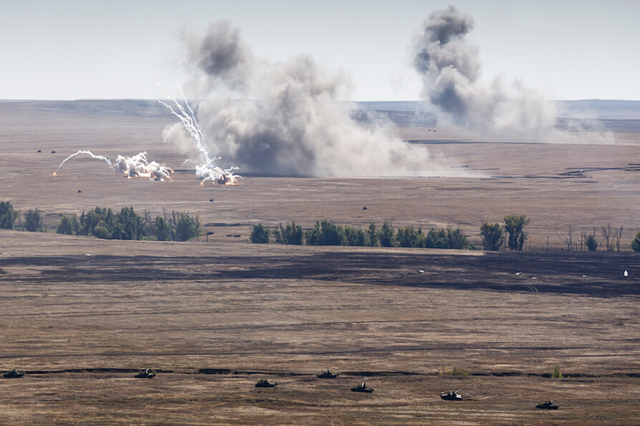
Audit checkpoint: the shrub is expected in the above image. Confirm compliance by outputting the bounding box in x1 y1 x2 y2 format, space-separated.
367 223 378 247
0 201 18 230
551 364 562 379
480 222 503 251
23 209 43 232
396 225 424 248
377 221 395 247
155 216 171 241
586 233 599 251
250 223 270 243
56 213 80 235
93 225 111 239
273 221 303 245
344 226 365 246
175 212 201 241
448 366 470 376
632 230 640 252
305 220 344 245
424 228 448 249
503 214 530 251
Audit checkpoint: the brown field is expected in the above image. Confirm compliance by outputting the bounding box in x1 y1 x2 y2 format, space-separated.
0 100 639 424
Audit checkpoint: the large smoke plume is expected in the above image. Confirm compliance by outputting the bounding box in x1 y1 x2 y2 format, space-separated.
413 6 555 134
167 21 444 177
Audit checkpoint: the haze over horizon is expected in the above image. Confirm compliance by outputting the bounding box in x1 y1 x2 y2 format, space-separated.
2 0 639 102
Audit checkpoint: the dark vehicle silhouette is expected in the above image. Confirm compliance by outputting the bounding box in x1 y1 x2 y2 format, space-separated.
316 369 339 379
134 369 156 379
255 379 277 388
536 401 559 409
3 369 24 378
351 382 374 393
440 389 462 400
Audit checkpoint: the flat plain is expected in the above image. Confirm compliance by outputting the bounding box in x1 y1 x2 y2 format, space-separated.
0 100 639 424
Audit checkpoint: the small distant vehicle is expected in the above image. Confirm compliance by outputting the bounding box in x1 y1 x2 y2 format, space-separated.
440 390 462 400
316 369 339 379
255 379 277 388
3 369 24 379
536 401 559 409
134 369 156 379
351 382 374 393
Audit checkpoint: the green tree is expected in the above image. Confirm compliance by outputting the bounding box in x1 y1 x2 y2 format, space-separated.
23 209 43 232
424 228 449 249
631 230 640 252
366 223 378 247
273 221 303 245
551 364 562 379
250 223 270 243
586 233 599 251
57 213 80 235
0 201 18 230
377 221 395 247
305 220 344 245
396 225 424 248
447 227 469 250
480 222 504 251
503 215 530 251
93 225 111 239
344 226 365 246
155 216 171 241
175 212 200 241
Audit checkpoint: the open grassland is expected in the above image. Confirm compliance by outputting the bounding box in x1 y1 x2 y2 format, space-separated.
0 101 639 424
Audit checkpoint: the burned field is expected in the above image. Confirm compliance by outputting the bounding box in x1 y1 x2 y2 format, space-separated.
0 100 640 424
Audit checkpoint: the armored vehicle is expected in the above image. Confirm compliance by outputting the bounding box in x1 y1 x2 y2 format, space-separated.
134 369 156 379
316 369 339 379
536 401 559 409
351 382 374 393
255 379 277 388
3 369 24 379
440 390 462 400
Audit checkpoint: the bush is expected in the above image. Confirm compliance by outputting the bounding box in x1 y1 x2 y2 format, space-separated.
377 221 395 247
480 222 503 251
503 214 530 251
273 221 304 245
57 213 80 235
175 212 202 241
448 366 470 376
250 223 270 243
551 364 562 379
396 225 423 248
367 223 378 247
344 226 365 246
23 209 43 232
586 234 599 251
0 201 18 230
155 216 171 241
305 220 344 245
93 225 111 239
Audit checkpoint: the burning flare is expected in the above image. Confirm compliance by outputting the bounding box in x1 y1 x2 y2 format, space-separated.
54 150 172 181
159 83 241 185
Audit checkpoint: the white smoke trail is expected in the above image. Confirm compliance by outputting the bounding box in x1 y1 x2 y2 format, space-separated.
54 150 173 181
158 83 241 184
54 150 112 175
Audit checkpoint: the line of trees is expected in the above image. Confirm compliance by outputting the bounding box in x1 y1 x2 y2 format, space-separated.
251 220 470 249
56 206 202 241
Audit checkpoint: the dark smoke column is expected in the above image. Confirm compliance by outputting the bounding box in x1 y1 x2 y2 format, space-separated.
413 6 554 133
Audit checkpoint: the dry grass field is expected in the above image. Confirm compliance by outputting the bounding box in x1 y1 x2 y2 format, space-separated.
0 100 639 424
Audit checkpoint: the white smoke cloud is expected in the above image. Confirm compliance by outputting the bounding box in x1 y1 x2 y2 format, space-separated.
169 20 451 177
413 6 556 135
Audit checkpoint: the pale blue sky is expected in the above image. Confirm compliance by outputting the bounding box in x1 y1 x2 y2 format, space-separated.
2 0 639 100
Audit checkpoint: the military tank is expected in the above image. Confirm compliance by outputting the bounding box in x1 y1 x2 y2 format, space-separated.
351 382 374 393
3 369 24 379
440 390 462 400
134 369 156 379
536 401 559 409
255 379 277 388
316 369 339 379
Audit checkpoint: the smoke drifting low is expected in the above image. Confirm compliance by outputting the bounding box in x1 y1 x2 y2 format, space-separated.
413 6 555 134
55 151 172 181
169 21 442 178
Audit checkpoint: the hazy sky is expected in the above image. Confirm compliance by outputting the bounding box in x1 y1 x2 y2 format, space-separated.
2 0 639 101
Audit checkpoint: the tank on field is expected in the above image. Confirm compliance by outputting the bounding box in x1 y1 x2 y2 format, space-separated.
316 369 339 379
3 369 24 379
536 400 559 409
440 389 462 400
351 382 374 393
134 369 156 379
255 379 277 388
